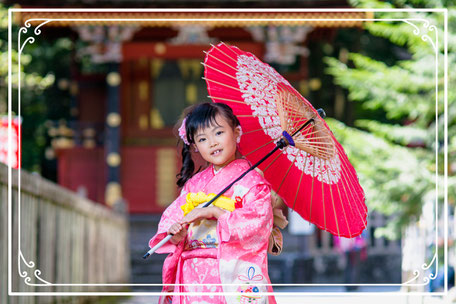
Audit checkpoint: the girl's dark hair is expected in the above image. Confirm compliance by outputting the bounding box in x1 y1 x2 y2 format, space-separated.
176 102 240 187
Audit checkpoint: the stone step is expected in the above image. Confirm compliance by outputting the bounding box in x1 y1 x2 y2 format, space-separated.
129 214 165 287
130 273 163 285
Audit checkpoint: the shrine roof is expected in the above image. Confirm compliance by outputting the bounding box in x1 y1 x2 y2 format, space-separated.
14 10 372 28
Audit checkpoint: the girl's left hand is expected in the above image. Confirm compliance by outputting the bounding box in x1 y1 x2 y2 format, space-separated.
182 207 226 225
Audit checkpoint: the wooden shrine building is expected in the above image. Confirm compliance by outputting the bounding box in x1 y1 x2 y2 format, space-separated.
15 8 370 215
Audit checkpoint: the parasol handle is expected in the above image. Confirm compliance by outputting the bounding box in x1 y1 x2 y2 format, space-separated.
143 234 173 259
143 109 326 259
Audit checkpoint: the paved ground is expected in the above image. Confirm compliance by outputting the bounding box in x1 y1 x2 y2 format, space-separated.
117 286 454 304
118 295 448 304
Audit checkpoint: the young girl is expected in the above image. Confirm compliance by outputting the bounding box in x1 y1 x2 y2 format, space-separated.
148 102 277 304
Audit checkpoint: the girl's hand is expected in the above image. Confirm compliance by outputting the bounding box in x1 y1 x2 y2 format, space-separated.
181 207 227 225
168 222 187 244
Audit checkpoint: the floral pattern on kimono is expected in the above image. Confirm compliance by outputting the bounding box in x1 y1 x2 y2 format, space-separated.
148 158 277 304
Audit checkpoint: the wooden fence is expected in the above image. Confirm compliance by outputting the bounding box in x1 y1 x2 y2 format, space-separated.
0 163 130 303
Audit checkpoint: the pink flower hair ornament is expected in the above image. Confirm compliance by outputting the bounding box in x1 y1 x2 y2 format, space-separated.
178 117 190 146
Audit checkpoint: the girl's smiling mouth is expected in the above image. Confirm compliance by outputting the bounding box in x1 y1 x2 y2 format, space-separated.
211 149 223 156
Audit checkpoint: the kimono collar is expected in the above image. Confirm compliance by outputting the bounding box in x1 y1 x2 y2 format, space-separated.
211 158 249 175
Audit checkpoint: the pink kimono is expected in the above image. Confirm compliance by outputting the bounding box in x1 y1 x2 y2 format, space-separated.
149 158 277 304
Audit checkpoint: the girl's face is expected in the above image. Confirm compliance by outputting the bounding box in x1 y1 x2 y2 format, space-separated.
193 114 240 171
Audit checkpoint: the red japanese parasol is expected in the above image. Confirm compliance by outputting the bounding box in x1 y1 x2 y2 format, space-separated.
203 42 367 238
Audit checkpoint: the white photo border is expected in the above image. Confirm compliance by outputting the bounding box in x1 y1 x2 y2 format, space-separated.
7 7 448 297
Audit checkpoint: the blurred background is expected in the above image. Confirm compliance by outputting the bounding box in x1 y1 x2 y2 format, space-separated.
0 0 454 303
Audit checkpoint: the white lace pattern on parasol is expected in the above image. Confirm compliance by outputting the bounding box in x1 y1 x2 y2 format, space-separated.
236 54 341 185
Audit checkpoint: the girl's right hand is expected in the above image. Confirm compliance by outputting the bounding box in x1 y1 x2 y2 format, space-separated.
168 222 187 244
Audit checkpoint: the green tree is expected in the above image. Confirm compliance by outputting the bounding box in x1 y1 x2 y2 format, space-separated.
324 0 454 239
1 4 73 173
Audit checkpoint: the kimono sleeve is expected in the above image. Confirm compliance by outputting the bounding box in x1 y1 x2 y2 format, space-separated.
148 183 189 254
217 183 273 245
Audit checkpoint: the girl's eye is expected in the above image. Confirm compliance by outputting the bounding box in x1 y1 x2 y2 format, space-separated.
216 131 224 136
198 138 206 143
